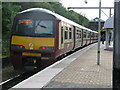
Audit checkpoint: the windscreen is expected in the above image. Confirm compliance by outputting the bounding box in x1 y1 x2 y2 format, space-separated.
13 19 54 37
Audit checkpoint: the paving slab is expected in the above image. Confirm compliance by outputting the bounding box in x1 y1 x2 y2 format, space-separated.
44 43 113 88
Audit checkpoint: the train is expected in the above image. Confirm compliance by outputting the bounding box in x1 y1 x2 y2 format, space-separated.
10 8 98 70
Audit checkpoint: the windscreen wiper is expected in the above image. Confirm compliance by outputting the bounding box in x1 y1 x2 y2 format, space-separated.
35 21 47 29
39 25 47 28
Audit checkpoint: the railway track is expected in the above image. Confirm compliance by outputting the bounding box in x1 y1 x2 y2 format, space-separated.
0 71 37 90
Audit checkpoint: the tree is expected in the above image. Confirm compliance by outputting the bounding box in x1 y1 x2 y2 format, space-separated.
2 3 21 35
13 2 89 27
13 2 54 12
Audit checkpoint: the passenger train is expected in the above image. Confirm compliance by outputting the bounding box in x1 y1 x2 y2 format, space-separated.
10 8 98 70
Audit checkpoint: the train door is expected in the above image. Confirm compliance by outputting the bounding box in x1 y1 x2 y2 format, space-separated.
59 22 64 49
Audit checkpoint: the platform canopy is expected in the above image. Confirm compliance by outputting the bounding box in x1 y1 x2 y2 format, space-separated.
104 16 114 29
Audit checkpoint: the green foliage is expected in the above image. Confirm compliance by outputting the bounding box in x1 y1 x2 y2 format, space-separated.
50 2 89 27
13 2 54 11
2 3 21 34
2 3 21 57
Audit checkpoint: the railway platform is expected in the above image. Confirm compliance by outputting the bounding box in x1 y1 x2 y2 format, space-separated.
11 42 113 89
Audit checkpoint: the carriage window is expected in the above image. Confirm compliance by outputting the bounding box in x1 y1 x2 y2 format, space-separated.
93 33 94 38
76 30 81 39
79 30 81 38
91 33 93 38
35 20 53 34
88 32 90 38
69 28 72 39
65 26 68 40
66 27 68 30
95 34 98 38
69 32 72 39
83 31 86 38
65 30 68 39
61 27 63 44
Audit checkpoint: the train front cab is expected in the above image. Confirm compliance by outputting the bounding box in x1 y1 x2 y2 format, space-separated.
10 9 57 70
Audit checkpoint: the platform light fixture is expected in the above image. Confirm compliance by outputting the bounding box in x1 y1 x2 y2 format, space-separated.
84 0 88 4
97 0 101 65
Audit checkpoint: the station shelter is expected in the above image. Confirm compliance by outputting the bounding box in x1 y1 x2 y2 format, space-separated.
104 16 114 49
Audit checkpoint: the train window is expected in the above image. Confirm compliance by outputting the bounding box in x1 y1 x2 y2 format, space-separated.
96 34 98 38
76 30 81 39
69 32 72 39
88 32 90 38
66 26 68 30
35 20 53 34
15 19 34 34
91 33 94 38
61 27 63 44
95 34 98 38
14 19 54 36
65 30 68 39
83 31 86 38
69 28 72 39
79 30 82 38
93 33 94 38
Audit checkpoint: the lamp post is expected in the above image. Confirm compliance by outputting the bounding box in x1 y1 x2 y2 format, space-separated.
84 0 88 4
97 0 101 65
84 0 101 65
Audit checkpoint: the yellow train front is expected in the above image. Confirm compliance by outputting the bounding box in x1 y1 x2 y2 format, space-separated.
10 8 59 70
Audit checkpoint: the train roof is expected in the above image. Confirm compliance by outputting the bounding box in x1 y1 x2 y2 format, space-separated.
19 8 98 33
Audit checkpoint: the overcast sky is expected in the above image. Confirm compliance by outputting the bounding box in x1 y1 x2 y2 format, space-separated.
60 0 114 21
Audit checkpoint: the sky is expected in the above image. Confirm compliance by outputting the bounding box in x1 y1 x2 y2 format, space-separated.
60 0 114 21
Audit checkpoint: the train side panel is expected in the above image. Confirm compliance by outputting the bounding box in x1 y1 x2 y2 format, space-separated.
57 21 74 57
